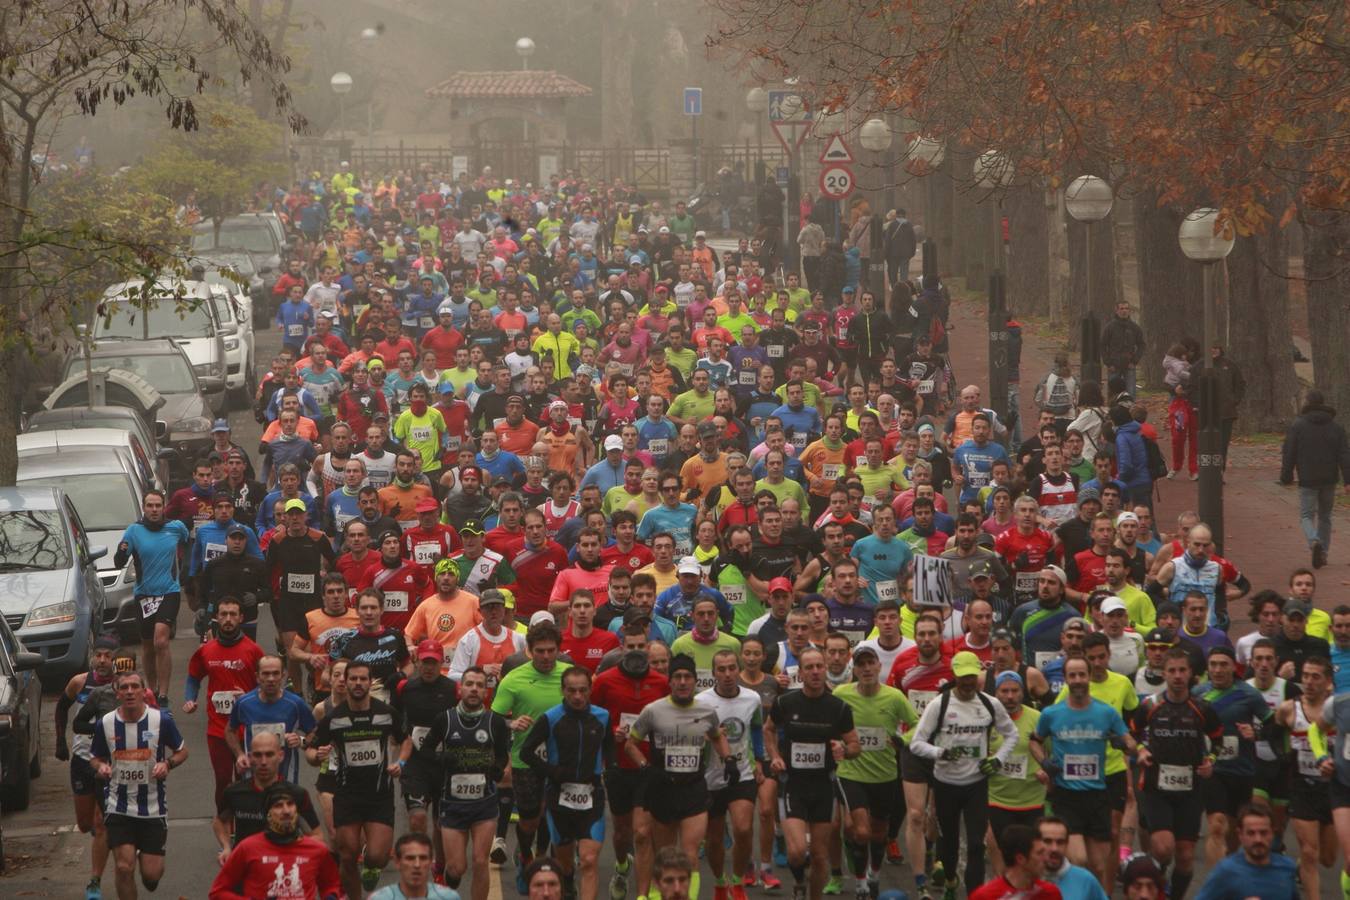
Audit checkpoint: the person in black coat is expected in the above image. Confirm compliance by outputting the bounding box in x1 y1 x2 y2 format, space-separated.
1280 389 1350 568
883 208 918 286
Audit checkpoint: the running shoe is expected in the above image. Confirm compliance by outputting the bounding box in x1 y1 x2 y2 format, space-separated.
491 836 509 865
361 865 382 892
85 879 102 900
867 876 880 900
515 855 530 895
773 835 788 868
929 862 946 897
730 884 749 900
610 853 632 900
742 871 758 889
884 840 903 865
761 869 783 892
713 885 730 900
792 882 807 900
854 882 870 900
823 875 842 895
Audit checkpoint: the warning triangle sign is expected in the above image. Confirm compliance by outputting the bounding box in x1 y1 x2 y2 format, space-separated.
819 134 854 164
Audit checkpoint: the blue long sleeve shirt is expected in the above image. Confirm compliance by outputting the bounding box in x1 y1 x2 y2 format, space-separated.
188 520 262 576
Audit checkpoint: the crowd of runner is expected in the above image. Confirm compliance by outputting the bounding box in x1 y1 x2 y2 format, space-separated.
53 164 1346 900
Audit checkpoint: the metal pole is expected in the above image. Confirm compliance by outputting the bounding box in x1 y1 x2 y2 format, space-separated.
338 96 347 139
1198 263 1224 553
922 238 937 287
989 270 1009 431
1080 223 1100 385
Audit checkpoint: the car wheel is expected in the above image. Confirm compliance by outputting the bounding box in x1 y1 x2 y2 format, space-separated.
2 734 32 811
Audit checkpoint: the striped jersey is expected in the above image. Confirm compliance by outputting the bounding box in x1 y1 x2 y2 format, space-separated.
90 706 185 818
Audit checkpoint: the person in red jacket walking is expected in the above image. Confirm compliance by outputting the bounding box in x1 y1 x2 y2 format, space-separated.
1167 383 1198 480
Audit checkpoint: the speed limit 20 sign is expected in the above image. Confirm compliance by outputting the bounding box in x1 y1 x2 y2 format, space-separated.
819 164 855 200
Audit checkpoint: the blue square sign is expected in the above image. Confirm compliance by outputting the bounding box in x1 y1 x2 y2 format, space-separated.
683 87 702 116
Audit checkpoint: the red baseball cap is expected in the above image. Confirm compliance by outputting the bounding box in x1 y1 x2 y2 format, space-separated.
415 497 441 514
415 639 444 662
746 276 763 294
768 577 793 595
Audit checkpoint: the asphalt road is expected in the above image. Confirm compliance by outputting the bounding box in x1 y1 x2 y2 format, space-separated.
1 291 1340 898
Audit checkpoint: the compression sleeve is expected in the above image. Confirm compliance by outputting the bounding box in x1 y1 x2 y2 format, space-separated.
184 675 202 704
751 719 765 760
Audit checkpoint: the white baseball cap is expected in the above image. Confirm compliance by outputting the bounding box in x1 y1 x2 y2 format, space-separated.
677 556 702 576
603 435 624 452
1115 511 1139 525
529 610 554 627
1100 597 1128 616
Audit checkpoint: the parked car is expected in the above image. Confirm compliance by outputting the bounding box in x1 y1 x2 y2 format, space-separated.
197 249 269 327
19 425 164 492
0 614 43 812
24 406 171 488
49 340 218 474
93 278 229 415
0 487 108 685
17 443 155 641
191 214 284 296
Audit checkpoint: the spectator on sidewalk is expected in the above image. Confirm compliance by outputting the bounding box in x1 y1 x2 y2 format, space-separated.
1101 301 1146 396
1279 389 1350 570
1210 342 1246 468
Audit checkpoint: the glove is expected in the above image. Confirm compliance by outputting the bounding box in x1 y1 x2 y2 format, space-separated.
1040 760 1062 780
193 607 213 637
940 747 959 762
723 756 741 787
979 757 1002 776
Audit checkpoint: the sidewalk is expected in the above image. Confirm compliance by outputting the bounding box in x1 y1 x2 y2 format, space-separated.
942 289 1350 614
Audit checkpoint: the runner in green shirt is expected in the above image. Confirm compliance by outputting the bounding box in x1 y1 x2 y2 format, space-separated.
391 383 447 472
833 646 918 897
987 671 1046 848
715 527 765 637
670 596 743 693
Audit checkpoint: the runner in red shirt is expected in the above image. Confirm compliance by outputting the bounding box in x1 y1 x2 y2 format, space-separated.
401 497 461 572
599 511 654 572
559 590 619 672
433 385 473 456
549 528 616 610
994 495 1061 605
941 597 996 665
208 783 341 900
965 822 1062 900
358 532 432 631
182 597 265 810
505 511 569 621
590 620 669 900
335 520 382 602
1065 513 1114 605
484 493 527 558
420 309 464 368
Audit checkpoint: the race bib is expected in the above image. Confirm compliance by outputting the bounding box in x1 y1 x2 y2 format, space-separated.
739 370 756 385
1034 651 1058 670
210 691 240 716
1218 735 1239 761
665 750 702 773
138 595 164 617
722 584 746 606
1063 754 1099 781
908 690 938 714
492 417 506 429
1001 754 1028 780
767 344 784 358
112 748 154 786
790 432 808 450
383 591 409 613
1297 748 1321 778
1157 764 1193 792
821 463 844 480
446 435 462 452
286 573 315 594
344 739 381 767
695 670 716 692
875 580 900 603
203 542 227 562
450 773 486 800
784 665 802 689
287 323 304 337
558 782 594 810
411 726 430 750
251 722 286 744
411 425 432 443
856 726 886 752
413 543 441 565
791 742 827 770
419 316 434 329
1015 572 1039 595
855 456 868 468
916 379 935 395
618 712 639 738
647 438 669 457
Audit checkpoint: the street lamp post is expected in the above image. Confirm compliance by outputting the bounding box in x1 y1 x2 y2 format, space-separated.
1179 207 1236 553
859 117 893 301
515 37 535 71
745 88 768 186
329 71 353 140
906 136 945 286
1064 175 1115 387
974 150 1014 430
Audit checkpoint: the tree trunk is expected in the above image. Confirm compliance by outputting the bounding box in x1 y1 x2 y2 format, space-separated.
1006 181 1049 316
1133 190 1204 386
932 162 955 281
0 107 22 485
1227 222 1298 430
1302 209 1350 414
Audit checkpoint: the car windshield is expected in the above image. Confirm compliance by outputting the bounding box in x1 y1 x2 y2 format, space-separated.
192 221 277 255
0 510 72 571
17 473 137 533
96 293 214 339
63 353 196 393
